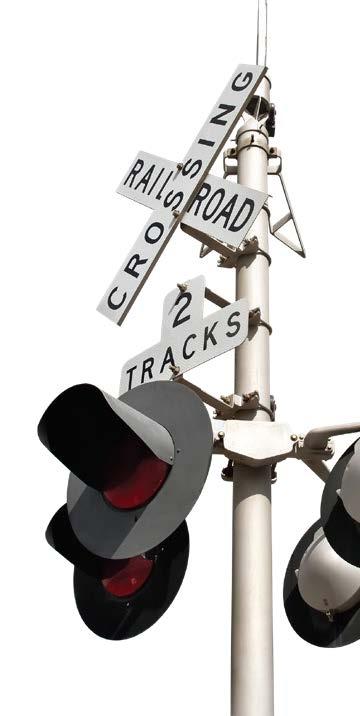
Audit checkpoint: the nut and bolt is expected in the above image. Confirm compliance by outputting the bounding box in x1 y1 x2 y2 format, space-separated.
220 394 231 405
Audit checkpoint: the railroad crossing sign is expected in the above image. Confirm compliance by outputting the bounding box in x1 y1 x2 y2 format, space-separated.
117 151 267 248
97 64 266 326
120 276 249 393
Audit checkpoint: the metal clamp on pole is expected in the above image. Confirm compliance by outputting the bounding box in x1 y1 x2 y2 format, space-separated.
217 236 272 269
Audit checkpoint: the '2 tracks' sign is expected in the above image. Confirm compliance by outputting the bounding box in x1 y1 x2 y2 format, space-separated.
120 276 249 393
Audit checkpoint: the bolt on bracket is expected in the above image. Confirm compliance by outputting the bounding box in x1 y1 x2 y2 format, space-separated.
249 306 273 334
216 390 276 421
217 236 272 269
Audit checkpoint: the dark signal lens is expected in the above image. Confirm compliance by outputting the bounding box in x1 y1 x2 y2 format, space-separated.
103 439 171 510
102 556 154 597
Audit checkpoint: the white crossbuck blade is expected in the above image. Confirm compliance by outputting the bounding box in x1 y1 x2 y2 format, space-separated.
97 64 267 326
120 276 249 393
117 151 267 248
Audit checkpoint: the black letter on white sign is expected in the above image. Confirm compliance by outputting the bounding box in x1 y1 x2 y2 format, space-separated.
125 254 148 278
134 165 155 193
126 365 138 390
232 72 253 92
210 103 235 126
203 322 218 350
203 189 226 221
160 346 176 374
212 194 237 228
124 159 144 187
173 292 192 328
190 183 212 216
155 172 174 201
198 138 215 147
141 357 154 383
108 287 127 310
144 222 164 244
163 190 184 212
183 333 196 360
226 311 241 337
182 159 202 178
229 199 254 232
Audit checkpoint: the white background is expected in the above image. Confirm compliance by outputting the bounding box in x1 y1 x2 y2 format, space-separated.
2 1 360 714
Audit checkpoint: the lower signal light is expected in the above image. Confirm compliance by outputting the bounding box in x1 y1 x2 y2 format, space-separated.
321 438 360 567
74 520 189 640
283 519 360 648
46 506 190 641
102 556 154 597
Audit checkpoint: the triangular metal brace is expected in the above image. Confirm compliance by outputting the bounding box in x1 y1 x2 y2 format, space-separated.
200 243 213 258
267 153 306 258
180 222 240 261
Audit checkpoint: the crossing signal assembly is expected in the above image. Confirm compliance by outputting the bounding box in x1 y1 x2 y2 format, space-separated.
37 14 360 713
38 381 213 639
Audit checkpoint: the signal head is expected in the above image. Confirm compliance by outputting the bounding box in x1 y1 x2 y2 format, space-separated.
39 380 213 558
47 506 189 640
321 438 360 567
38 379 212 637
284 520 360 647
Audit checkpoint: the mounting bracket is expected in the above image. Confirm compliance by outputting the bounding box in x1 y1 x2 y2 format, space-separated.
267 149 306 258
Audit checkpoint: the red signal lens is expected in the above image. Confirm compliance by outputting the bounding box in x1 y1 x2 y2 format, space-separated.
103 440 171 510
102 556 154 597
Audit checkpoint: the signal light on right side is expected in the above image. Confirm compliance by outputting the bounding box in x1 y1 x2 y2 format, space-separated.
283 520 360 648
38 380 213 639
321 438 360 567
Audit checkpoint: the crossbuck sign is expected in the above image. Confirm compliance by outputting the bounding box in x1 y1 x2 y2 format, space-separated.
98 64 266 326
117 151 266 249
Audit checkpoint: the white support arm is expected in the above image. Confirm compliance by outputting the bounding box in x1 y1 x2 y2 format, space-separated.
304 423 360 451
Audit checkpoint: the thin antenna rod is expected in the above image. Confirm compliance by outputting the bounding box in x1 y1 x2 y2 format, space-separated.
256 0 269 66
256 0 260 64
264 0 268 65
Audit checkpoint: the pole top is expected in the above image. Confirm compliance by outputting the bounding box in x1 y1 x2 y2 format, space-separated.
245 75 271 121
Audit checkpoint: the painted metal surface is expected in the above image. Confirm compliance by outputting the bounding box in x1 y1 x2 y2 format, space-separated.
231 115 274 716
119 276 249 393
284 519 360 648
97 64 266 326
117 151 267 248
67 380 213 559
321 439 360 568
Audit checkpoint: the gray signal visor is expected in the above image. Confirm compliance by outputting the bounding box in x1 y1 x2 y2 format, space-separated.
103 391 174 465
67 380 213 560
38 383 174 492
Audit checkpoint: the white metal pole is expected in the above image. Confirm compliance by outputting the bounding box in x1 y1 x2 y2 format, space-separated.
231 82 274 716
